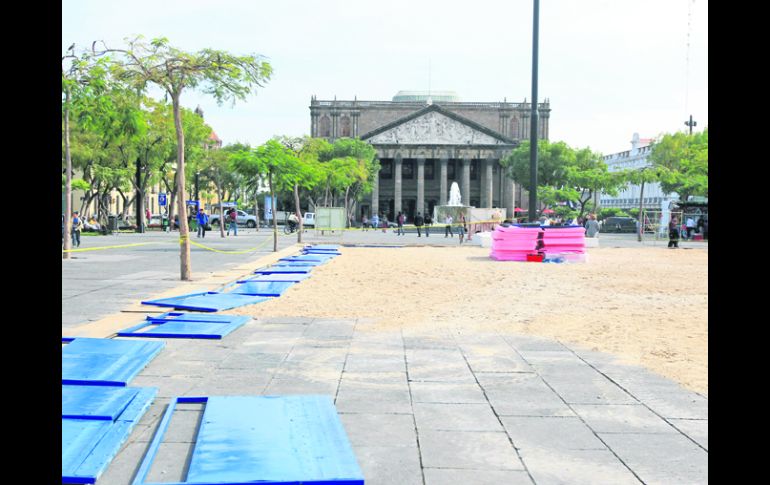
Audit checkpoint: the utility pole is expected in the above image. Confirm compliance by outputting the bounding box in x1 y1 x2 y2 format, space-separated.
685 115 697 135
528 0 540 222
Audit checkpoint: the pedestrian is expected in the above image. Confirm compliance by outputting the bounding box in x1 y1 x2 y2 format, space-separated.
226 207 238 236
414 212 424 237
362 214 369 232
585 213 599 238
444 214 453 237
71 211 83 248
145 207 151 231
371 213 379 233
396 211 404 235
196 208 209 238
668 217 680 248
381 214 388 233
424 212 432 237
686 216 696 240
457 216 466 244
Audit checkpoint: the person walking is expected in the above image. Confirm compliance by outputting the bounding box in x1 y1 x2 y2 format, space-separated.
424 212 432 237
668 217 680 248
444 215 454 237
414 212 424 237
226 207 238 236
362 214 369 232
371 213 379 233
457 217 466 244
396 211 404 236
584 213 600 238
685 216 696 240
196 208 209 238
71 211 83 248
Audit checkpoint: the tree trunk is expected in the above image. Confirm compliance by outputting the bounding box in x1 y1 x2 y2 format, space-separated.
63 89 72 259
344 187 350 228
294 183 303 243
637 179 645 242
172 94 192 280
254 192 260 231
218 182 226 238
270 170 277 252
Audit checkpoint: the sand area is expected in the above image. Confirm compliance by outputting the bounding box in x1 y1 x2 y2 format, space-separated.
232 245 708 395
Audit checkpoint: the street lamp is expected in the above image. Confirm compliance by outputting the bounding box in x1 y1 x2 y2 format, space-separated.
684 115 697 135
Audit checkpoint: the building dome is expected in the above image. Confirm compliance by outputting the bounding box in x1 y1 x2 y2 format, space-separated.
392 90 460 103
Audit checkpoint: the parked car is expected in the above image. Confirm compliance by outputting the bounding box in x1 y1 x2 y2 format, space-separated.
600 216 638 233
209 209 258 228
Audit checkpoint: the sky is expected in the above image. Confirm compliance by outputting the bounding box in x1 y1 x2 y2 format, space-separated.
62 0 708 156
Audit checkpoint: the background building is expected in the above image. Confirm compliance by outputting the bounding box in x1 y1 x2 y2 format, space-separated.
310 91 551 221
599 133 677 211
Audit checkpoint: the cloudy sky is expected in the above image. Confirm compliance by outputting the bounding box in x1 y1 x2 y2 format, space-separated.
62 0 708 155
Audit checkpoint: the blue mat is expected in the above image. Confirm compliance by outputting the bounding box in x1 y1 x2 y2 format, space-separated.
305 245 340 250
62 386 156 484
272 261 322 267
228 281 296 297
132 396 364 485
304 250 341 256
62 338 165 387
279 255 330 262
147 312 247 324
142 291 269 312
117 315 250 340
254 266 313 275
238 273 311 283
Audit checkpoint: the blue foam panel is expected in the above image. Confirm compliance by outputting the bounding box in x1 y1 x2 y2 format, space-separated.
132 396 364 485
62 385 141 420
238 273 311 283
254 266 312 275
147 312 247 324
62 338 165 387
229 281 295 297
141 292 269 312
279 255 329 262
272 261 322 267
305 245 340 250
62 387 157 484
116 316 250 340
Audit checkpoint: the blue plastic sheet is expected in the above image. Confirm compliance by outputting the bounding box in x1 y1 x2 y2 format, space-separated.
229 281 295 297
272 261 322 267
305 245 339 250
62 385 140 420
279 255 329 262
141 292 269 312
133 395 364 485
253 266 312 275
147 312 247 324
62 338 165 387
117 315 250 340
62 387 157 483
238 273 311 283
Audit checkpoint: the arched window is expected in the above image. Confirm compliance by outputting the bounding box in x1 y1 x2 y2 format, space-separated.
510 117 519 139
340 116 351 137
320 116 331 137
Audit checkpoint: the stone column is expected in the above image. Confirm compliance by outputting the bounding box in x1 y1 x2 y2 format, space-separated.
371 165 380 216
485 158 494 208
394 154 402 216
416 157 425 216
461 158 471 206
440 157 448 205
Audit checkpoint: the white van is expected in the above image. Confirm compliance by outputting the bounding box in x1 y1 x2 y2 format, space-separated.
302 212 315 228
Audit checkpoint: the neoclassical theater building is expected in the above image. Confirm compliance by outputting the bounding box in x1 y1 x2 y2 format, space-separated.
309 90 551 221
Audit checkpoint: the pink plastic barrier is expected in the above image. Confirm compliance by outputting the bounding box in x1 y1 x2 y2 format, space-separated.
489 225 586 262
542 226 586 256
489 225 542 261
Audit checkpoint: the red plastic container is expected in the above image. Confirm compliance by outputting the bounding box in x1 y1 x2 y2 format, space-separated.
526 253 544 262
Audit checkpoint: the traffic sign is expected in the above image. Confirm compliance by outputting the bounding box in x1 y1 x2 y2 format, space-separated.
158 193 167 206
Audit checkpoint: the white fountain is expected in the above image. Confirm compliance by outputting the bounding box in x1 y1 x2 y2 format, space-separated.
433 182 470 225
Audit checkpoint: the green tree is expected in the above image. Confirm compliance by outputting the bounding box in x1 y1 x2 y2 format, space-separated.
648 128 708 207
95 36 272 280
62 46 111 257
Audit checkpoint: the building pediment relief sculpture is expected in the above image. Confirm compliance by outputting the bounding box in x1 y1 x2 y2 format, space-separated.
368 111 503 145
